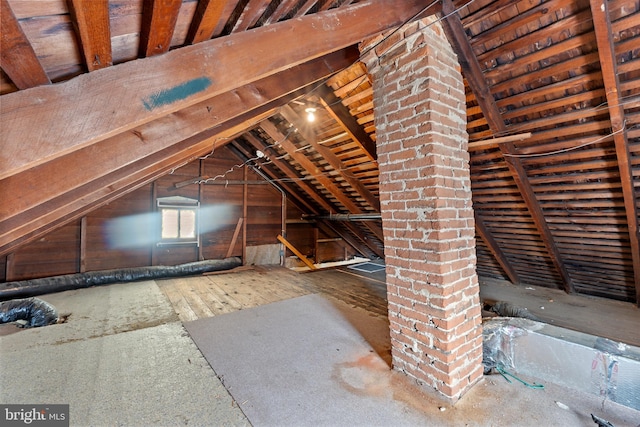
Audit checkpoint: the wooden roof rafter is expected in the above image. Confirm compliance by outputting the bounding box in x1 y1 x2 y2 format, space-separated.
67 0 112 72
589 0 640 303
0 0 51 89
278 104 381 211
441 0 575 293
139 0 183 57
185 0 238 44
316 84 378 162
227 141 376 259
259 119 385 243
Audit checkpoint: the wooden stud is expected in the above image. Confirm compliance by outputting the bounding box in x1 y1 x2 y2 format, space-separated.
67 0 112 71
80 216 87 272
590 0 640 302
242 167 248 264
0 0 51 89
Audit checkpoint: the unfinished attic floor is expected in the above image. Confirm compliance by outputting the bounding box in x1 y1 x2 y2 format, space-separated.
0 266 637 426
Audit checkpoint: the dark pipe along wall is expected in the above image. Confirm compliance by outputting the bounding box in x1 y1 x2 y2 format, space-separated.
0 257 242 301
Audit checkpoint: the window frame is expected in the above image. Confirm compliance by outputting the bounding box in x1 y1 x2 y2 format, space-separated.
156 196 200 246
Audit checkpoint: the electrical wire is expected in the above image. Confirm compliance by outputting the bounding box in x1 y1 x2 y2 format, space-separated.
500 124 636 158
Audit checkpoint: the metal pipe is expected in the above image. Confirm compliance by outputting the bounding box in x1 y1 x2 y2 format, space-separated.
308 213 382 221
251 166 287 266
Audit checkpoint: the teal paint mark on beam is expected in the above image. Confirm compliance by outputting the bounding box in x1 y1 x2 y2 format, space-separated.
142 77 212 111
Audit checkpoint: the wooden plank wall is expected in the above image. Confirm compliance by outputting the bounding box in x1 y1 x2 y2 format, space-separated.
1 146 346 282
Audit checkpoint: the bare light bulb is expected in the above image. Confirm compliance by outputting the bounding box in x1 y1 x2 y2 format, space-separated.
305 107 316 123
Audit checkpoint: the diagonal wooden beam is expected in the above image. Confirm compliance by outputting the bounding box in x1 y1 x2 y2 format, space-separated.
279 105 381 211
0 108 279 257
186 0 239 44
228 141 320 214
228 141 378 258
475 214 520 285
242 132 338 213
0 50 357 255
67 0 112 71
260 119 385 243
0 0 51 89
590 0 640 303
316 84 378 161
260 119 365 214
441 0 575 293
1 0 426 180
139 0 183 57
263 0 299 24
231 0 271 33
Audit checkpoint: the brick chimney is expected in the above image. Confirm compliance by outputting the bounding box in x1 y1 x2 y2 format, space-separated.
360 16 483 402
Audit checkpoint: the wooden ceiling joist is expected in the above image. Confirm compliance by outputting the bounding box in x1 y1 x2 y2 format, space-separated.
590 0 640 303
139 0 183 57
67 0 112 71
441 0 575 293
0 0 51 89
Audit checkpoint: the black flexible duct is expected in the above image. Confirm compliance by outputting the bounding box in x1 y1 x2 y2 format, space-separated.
0 298 59 327
0 257 242 301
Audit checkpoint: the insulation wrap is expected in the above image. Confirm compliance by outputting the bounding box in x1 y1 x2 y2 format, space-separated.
0 297 58 327
0 257 242 301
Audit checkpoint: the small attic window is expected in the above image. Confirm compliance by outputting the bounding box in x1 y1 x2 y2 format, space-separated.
157 196 199 245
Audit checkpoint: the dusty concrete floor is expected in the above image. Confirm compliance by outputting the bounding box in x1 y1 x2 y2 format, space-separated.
0 281 249 426
1 270 639 426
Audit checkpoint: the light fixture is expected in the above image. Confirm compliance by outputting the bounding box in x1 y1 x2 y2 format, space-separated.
305 106 317 123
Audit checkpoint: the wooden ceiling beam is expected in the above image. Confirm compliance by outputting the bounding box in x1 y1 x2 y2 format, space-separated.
316 84 378 162
67 0 112 71
2 50 355 221
441 0 574 292
0 50 357 255
259 119 365 214
1 0 427 180
139 0 183 57
262 0 299 25
590 0 640 303
279 105 381 211
0 0 51 89
186 0 238 43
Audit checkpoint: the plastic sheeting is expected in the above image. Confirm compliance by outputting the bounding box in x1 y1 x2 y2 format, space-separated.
0 297 58 327
0 257 242 301
482 317 531 374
